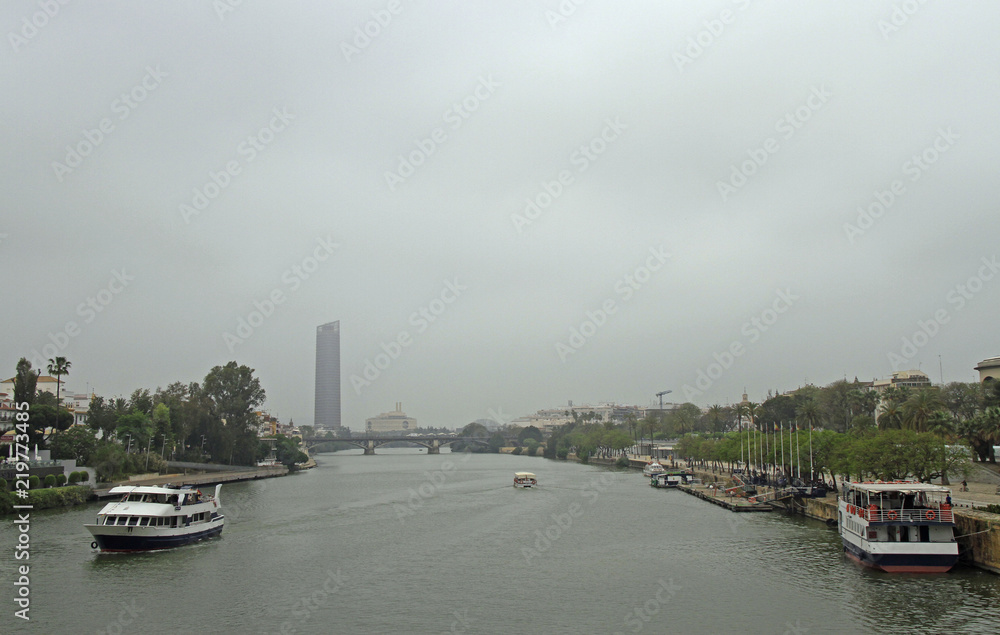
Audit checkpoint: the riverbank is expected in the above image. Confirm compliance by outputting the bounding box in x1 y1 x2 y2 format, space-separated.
92 464 288 498
0 485 92 515
678 464 1000 575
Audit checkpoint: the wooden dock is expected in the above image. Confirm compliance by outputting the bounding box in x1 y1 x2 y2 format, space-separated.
676 484 774 512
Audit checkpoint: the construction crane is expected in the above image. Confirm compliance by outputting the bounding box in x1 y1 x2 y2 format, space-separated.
656 390 672 410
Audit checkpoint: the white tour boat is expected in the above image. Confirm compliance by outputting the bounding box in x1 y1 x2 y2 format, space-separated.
514 472 537 488
838 481 957 573
85 484 225 552
642 461 666 477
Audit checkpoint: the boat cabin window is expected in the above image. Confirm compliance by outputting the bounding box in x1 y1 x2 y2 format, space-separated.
127 516 139 526
139 517 149 527
170 516 178 528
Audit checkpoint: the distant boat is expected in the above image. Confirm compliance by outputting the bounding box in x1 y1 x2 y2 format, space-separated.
514 472 537 488
839 481 958 573
85 484 224 552
642 461 666 477
650 469 692 488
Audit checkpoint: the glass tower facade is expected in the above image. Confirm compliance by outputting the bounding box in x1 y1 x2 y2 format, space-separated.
314 321 341 430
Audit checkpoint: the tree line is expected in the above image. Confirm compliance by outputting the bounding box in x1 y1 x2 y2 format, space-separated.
10 357 275 479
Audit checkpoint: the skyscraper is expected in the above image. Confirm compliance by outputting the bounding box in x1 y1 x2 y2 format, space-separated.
314 321 341 430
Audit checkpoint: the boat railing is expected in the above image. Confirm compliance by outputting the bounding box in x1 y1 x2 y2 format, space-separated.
843 503 954 523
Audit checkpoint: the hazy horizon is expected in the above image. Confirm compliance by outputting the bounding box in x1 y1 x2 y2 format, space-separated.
3 1 998 430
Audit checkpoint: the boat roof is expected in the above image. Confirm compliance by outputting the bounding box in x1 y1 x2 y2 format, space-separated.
846 481 951 494
514 472 536 478
108 485 198 495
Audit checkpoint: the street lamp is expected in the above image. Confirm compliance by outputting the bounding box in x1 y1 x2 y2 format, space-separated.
125 433 132 454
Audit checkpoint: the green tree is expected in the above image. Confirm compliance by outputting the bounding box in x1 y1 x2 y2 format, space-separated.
13 358 38 405
877 400 903 430
117 411 153 452
901 388 944 432
202 362 266 465
273 434 307 468
27 403 73 447
703 404 727 433
517 425 543 444
46 356 71 410
487 432 506 453
49 426 98 464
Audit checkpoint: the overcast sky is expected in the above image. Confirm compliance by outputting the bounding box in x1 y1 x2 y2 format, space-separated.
3 1 999 430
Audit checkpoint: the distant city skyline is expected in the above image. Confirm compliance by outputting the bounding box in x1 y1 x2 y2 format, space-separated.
314 321 341 429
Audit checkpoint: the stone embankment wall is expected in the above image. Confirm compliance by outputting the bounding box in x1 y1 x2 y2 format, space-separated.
954 510 1000 574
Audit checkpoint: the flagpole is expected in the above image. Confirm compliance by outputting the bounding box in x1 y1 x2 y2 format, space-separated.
780 421 785 481
796 421 802 481
809 419 814 484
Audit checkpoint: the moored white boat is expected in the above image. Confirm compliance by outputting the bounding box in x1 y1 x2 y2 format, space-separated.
85 484 225 552
514 472 537 488
642 461 666 477
838 481 957 573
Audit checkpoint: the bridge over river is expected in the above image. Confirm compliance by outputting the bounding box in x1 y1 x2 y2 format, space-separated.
300 435 490 455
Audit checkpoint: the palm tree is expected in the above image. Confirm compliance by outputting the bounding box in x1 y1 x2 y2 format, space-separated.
926 410 954 438
877 401 903 430
707 404 725 433
796 399 820 431
902 388 944 432
46 356 71 412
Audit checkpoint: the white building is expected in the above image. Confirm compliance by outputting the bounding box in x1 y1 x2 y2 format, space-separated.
365 403 417 434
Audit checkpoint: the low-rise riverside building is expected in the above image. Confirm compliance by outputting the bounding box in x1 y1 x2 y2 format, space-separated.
365 403 417 434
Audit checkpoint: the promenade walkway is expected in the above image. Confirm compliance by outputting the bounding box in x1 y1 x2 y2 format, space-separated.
92 465 287 498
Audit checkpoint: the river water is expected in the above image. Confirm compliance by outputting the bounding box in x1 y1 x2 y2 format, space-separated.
3 449 999 634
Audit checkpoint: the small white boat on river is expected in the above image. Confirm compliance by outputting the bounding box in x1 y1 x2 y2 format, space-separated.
514 472 537 488
85 484 225 552
642 461 666 477
838 481 957 573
